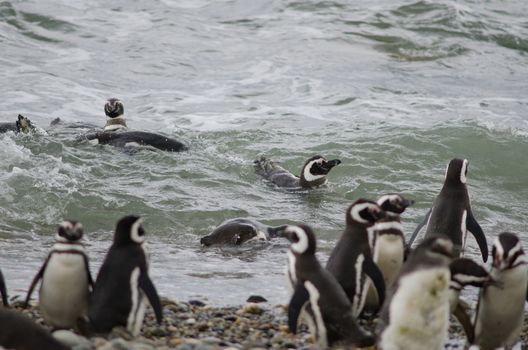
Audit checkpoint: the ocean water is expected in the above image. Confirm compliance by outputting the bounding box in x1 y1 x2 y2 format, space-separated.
0 0 527 325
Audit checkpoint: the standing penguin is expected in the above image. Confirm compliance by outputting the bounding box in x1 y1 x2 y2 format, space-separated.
378 235 454 350
284 224 375 348
88 215 162 336
103 98 127 131
0 268 7 307
407 158 488 262
364 194 414 313
24 220 93 329
254 155 341 189
326 199 387 316
472 232 528 349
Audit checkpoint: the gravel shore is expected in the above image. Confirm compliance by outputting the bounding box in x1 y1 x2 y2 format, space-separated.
8 296 528 349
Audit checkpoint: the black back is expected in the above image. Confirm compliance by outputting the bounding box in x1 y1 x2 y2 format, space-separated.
84 131 188 152
0 269 7 307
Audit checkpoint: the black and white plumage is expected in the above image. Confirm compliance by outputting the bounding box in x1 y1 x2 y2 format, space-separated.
82 130 188 152
88 215 162 336
254 155 341 189
378 235 455 350
24 220 93 329
0 268 7 307
284 224 375 348
0 309 69 350
407 158 488 262
326 199 387 316
364 194 413 313
0 114 35 134
472 232 528 350
200 218 287 246
104 98 127 131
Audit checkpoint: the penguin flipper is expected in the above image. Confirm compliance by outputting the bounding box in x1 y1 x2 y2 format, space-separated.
0 269 8 306
453 301 474 343
288 284 310 334
139 272 163 324
406 208 432 250
363 258 386 311
24 256 50 308
466 210 488 262
83 254 94 288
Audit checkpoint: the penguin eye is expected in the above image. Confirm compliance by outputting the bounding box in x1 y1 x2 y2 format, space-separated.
138 226 145 237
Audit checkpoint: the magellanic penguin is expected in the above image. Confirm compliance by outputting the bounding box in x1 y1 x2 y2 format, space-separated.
0 309 69 350
88 215 162 336
377 234 455 350
200 218 287 246
407 158 488 262
326 199 387 316
24 220 93 329
364 194 414 313
104 98 127 131
448 257 492 341
472 232 528 350
254 155 341 189
0 268 8 306
0 114 35 134
284 224 376 349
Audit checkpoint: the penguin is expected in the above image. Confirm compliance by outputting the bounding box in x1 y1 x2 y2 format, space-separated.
24 220 93 329
81 130 188 152
377 234 455 350
407 158 488 262
448 257 492 342
0 309 69 350
284 224 376 348
88 215 162 336
326 199 387 316
472 232 528 350
103 98 127 131
0 114 35 134
200 218 287 246
254 155 341 189
0 268 8 307
364 194 414 313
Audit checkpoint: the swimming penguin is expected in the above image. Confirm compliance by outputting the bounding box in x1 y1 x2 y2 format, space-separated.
81 130 188 152
0 309 69 350
88 215 162 336
326 199 387 316
254 155 341 189
0 268 7 307
472 232 528 350
284 224 375 349
407 158 488 262
378 234 454 350
448 257 492 342
364 194 414 313
24 220 93 329
200 218 287 246
0 114 35 134
104 98 127 131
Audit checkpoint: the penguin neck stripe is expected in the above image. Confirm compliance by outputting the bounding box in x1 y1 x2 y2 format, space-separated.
52 243 86 253
376 194 399 206
303 160 326 182
289 226 309 254
350 203 376 224
375 221 404 233
131 219 145 244
460 159 468 184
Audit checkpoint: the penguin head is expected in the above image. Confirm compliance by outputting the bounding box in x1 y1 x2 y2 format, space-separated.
449 258 492 290
104 98 124 118
377 193 414 214
346 199 386 226
444 158 468 185
492 232 526 270
56 220 84 242
283 224 316 255
113 215 146 246
15 114 35 134
418 234 455 263
300 155 341 183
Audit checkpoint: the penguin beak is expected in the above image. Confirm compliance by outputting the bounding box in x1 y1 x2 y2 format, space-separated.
372 208 387 221
402 198 415 208
321 159 341 171
270 225 288 239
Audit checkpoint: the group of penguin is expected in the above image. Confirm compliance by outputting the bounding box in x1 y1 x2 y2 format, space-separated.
0 100 527 350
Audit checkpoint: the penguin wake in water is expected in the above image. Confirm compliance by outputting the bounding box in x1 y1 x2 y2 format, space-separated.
254 155 341 189
407 158 488 262
0 268 8 307
80 98 188 152
24 220 93 329
88 215 162 336
200 218 287 246
0 114 35 134
284 224 375 349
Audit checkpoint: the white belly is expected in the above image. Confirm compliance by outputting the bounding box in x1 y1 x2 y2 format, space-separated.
39 253 90 329
474 265 528 349
365 235 404 310
380 268 450 350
